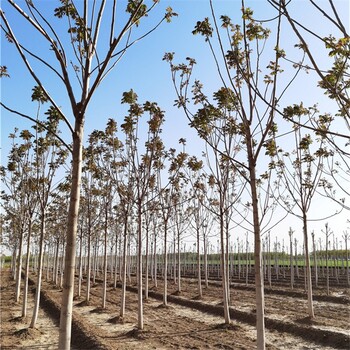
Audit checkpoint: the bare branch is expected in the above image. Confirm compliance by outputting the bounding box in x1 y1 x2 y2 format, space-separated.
0 10 74 134
82 0 145 113
0 102 72 153
309 0 348 36
110 0 117 46
25 0 67 66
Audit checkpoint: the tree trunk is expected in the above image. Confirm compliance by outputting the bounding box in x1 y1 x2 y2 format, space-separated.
302 214 314 318
114 233 118 288
203 235 208 288
163 220 168 306
177 233 181 292
30 211 46 328
238 240 241 280
60 244 65 289
78 229 83 298
154 232 158 288
127 238 131 284
137 204 144 329
59 120 84 349
247 142 265 350
326 237 329 295
120 219 128 318
294 239 299 279
274 238 279 280
45 244 50 281
86 227 91 302
102 206 108 309
172 235 176 282
219 215 230 324
290 233 294 290
345 237 349 287
15 227 24 303
22 219 32 318
92 242 98 284
54 239 60 285
11 245 17 279
225 221 230 304
109 245 114 283
197 226 202 298
245 234 249 287
145 226 149 300
268 233 272 288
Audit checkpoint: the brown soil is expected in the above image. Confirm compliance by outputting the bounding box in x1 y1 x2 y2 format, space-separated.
0 269 61 349
1 268 349 349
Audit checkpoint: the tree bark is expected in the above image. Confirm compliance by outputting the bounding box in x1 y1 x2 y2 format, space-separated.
59 119 84 349
289 232 294 290
22 219 32 318
247 138 266 350
11 245 17 280
78 229 83 298
163 220 168 306
177 232 181 292
54 238 60 285
15 227 24 303
114 233 118 288
302 215 314 317
85 226 91 302
219 214 230 324
312 231 318 288
154 232 158 288
137 203 144 329
203 234 208 288
120 218 128 318
30 211 46 328
196 226 202 298
102 202 108 309
145 226 149 300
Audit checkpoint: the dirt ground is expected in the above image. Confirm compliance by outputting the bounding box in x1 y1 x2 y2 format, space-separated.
1 268 349 349
1 268 61 349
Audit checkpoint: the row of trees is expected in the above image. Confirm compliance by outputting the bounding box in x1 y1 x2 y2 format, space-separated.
1 1 349 349
7 222 349 290
1 89 349 344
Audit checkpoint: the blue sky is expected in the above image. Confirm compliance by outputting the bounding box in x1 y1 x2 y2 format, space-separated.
1 0 349 248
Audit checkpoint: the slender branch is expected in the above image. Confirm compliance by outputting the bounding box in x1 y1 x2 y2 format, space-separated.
91 0 106 55
0 102 72 153
25 0 67 66
0 23 64 82
91 15 167 78
21 43 65 82
254 3 282 162
110 0 117 46
310 0 348 36
82 0 145 113
278 0 350 110
0 10 74 134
